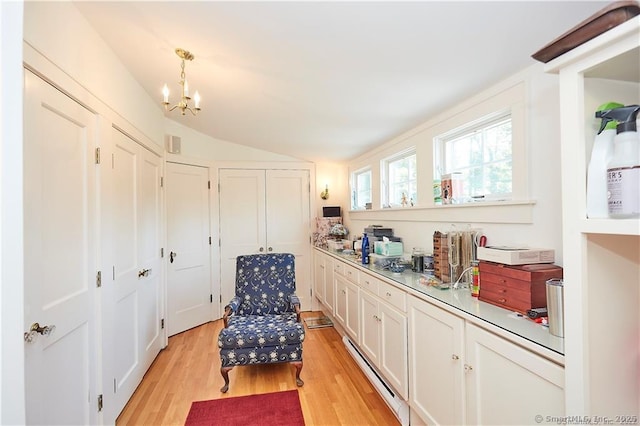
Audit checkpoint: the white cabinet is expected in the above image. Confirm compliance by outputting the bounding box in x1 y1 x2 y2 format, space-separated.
313 250 327 304
313 249 335 314
544 16 640 417
334 262 360 341
465 323 565 425
408 295 464 425
360 275 408 400
408 296 564 426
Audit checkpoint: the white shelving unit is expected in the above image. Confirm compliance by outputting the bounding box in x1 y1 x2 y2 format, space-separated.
545 16 640 418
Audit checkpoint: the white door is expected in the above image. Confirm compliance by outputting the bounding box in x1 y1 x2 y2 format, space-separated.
23 70 98 425
166 162 212 336
219 169 266 306
101 128 163 422
265 170 311 309
379 301 408 400
218 169 310 310
359 291 380 365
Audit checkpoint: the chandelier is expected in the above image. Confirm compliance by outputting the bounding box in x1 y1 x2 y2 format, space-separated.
162 48 201 116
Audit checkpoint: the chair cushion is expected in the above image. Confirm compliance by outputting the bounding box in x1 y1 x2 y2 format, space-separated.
218 313 305 350
219 344 303 367
235 253 297 315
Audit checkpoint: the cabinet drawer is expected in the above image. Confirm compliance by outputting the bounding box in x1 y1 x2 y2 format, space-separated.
333 261 344 276
359 272 379 294
479 285 533 314
344 263 359 284
378 280 406 312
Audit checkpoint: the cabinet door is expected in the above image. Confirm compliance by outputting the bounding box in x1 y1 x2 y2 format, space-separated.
334 275 348 327
323 259 335 313
465 323 565 425
313 251 325 303
379 301 408 400
345 279 360 342
359 290 380 364
408 296 465 426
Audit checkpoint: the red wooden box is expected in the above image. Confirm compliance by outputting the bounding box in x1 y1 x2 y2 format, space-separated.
478 261 563 314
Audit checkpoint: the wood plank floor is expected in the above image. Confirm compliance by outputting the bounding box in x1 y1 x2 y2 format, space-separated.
116 312 400 425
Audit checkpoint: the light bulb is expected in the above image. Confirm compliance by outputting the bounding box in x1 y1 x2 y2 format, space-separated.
194 91 201 109
162 84 169 103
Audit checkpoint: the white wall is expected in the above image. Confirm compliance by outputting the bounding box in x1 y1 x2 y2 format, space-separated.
164 118 300 162
343 63 565 265
23 1 164 146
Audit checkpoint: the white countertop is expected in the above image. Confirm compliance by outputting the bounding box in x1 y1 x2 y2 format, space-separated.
317 247 565 364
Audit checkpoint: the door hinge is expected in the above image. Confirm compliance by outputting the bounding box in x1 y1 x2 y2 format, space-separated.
97 394 103 412
208 180 211 189
218 182 220 192
220 294 222 303
96 271 102 288
95 147 101 164
161 318 165 329
209 236 212 245
160 176 164 188
210 294 213 303
161 247 164 258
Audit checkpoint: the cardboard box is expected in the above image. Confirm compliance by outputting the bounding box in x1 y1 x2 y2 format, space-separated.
477 246 555 265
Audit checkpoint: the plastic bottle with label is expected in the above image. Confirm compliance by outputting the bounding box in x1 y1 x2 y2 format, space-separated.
599 105 640 218
361 233 369 265
587 102 623 218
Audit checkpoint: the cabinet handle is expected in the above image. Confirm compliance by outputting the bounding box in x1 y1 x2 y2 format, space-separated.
464 364 473 372
342 290 346 294
498 298 506 303
451 354 459 360
268 247 273 252
386 292 391 297
259 247 264 252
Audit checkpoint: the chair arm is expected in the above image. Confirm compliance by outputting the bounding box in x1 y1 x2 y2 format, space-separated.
289 293 302 322
222 296 241 328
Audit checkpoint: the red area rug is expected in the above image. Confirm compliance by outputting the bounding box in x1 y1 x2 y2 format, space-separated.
185 389 305 426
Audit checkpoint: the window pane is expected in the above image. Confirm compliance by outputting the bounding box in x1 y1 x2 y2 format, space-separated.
386 152 416 206
438 114 512 202
352 169 371 209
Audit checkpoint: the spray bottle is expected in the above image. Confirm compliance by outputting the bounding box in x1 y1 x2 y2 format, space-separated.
587 102 623 218
599 105 640 218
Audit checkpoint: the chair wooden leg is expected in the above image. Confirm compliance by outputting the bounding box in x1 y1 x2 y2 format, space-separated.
293 361 304 387
220 366 233 393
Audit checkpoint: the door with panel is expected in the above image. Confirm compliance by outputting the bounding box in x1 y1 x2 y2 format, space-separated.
23 70 98 425
166 162 212 336
101 128 163 423
465 322 565 425
218 169 310 310
408 296 465 426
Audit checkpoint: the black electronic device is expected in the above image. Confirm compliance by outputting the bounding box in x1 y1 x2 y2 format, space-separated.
526 307 548 319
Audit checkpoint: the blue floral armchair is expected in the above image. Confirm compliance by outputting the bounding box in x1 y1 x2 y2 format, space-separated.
217 253 305 393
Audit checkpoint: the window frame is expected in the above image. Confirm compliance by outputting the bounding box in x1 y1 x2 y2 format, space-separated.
381 147 417 208
351 166 372 210
434 109 513 203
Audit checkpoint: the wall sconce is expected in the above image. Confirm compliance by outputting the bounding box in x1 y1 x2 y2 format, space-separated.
320 184 329 200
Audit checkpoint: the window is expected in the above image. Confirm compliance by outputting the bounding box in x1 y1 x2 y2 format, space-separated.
382 149 417 207
434 111 512 203
351 167 372 210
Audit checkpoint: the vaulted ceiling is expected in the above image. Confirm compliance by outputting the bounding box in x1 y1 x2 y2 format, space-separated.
74 1 610 162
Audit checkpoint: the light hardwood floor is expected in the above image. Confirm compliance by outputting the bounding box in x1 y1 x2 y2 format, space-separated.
116 312 400 425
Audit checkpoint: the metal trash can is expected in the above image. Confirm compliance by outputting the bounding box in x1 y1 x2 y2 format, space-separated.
546 278 564 338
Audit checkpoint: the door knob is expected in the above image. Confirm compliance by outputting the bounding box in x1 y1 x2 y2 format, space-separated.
138 268 151 278
169 251 176 263
24 322 56 343
259 247 264 252
268 247 273 252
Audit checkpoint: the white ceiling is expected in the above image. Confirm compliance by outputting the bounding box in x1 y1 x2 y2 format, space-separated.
74 1 610 162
